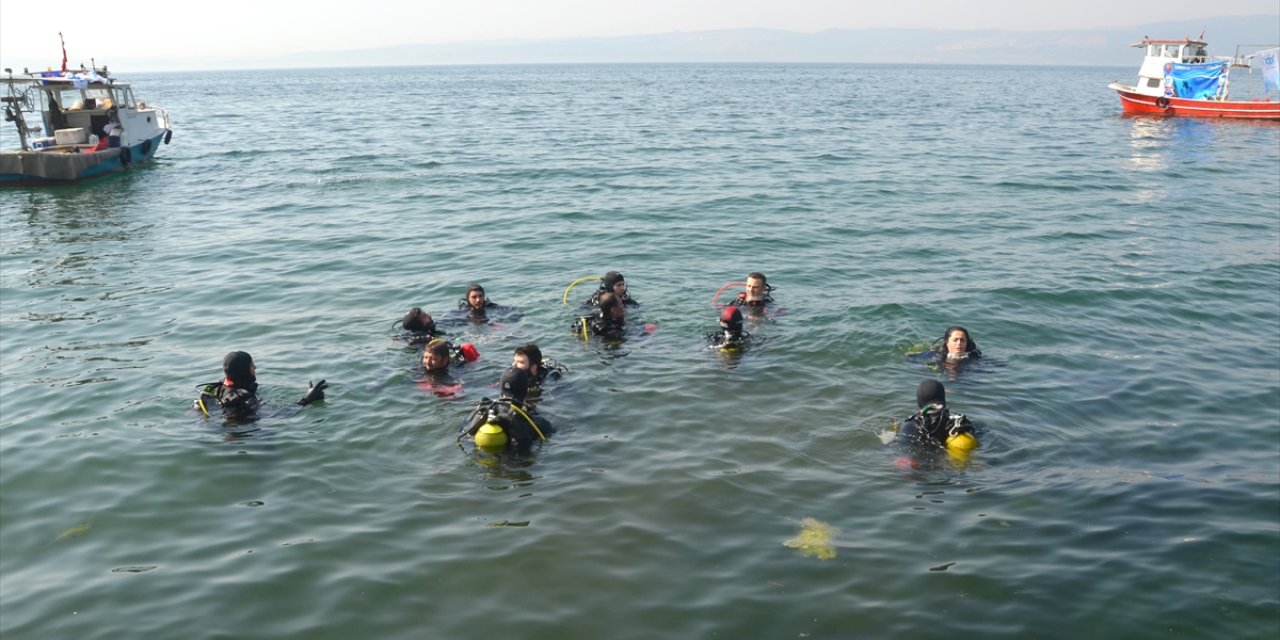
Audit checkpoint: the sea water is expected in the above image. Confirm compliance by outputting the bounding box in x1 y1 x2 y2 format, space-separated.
1 64 1278 639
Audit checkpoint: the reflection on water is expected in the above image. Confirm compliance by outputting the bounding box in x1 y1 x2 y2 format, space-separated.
470 450 539 486
1124 116 1175 174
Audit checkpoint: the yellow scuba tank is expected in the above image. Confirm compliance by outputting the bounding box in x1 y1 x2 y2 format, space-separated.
944 432 977 465
945 432 977 451
474 422 508 452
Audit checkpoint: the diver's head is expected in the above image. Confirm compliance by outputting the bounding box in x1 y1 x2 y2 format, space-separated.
513 343 543 374
744 272 768 301
917 379 946 409
943 326 976 360
599 292 625 320
916 379 950 439
402 307 435 333
465 283 487 311
222 351 257 388
602 271 627 297
422 339 451 372
499 366 530 405
719 306 745 336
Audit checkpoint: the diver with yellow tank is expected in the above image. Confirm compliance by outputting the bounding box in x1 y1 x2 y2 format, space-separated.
892 379 978 464
459 367 554 453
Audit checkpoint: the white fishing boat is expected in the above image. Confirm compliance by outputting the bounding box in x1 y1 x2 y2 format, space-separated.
2 54 172 185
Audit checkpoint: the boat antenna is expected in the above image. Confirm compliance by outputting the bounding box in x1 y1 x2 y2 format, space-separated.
59 32 68 74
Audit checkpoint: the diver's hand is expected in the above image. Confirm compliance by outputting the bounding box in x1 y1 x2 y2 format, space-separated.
298 379 328 405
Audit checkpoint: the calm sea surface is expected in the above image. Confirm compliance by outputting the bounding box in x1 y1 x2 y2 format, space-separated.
2 64 1278 639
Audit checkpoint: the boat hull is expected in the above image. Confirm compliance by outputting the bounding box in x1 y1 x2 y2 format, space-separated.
1109 83 1280 119
0 131 169 185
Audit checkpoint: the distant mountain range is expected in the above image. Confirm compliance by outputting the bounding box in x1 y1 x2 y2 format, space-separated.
260 15 1280 70
12 15 1280 71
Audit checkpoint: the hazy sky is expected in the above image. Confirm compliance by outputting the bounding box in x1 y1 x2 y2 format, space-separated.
2 0 1275 69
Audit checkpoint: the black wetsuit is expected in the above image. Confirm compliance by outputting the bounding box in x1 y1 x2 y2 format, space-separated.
526 364 564 403
583 289 639 309
897 407 974 449
400 329 447 347
576 312 626 340
705 329 751 350
196 381 262 420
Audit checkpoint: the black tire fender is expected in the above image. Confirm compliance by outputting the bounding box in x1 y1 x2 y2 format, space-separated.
120 146 132 167
1155 96 1171 110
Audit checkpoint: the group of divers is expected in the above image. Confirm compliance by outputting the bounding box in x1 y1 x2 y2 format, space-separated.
196 271 984 465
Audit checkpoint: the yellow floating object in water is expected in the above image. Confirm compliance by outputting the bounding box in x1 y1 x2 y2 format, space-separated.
55 523 91 542
784 517 838 560
474 423 508 451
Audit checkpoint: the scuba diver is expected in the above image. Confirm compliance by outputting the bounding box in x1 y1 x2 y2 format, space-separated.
582 271 640 309
394 307 446 346
706 306 751 351
457 283 501 320
893 380 977 457
195 351 327 421
415 338 478 398
453 282 521 324
459 367 555 452
574 291 627 340
730 272 774 310
932 326 982 363
512 342 565 403
421 338 480 374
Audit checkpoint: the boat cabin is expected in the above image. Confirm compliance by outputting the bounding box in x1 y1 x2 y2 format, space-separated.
1129 38 1212 96
32 79 141 146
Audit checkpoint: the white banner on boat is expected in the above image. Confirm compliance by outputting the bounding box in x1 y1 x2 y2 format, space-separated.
1258 48 1280 96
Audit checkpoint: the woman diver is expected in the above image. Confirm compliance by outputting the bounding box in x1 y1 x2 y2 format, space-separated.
934 326 982 363
583 271 640 309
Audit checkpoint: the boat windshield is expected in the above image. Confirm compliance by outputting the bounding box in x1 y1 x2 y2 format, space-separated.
52 87 114 111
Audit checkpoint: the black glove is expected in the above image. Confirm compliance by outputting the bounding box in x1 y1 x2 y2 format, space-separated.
297 379 328 406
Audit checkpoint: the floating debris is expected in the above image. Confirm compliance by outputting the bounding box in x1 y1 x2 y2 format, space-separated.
487 520 530 528
54 523 90 542
111 565 158 573
784 518 837 560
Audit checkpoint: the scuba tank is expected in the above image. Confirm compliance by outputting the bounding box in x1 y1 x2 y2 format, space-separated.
472 405 508 452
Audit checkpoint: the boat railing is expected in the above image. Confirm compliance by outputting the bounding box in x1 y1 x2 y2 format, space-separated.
151 105 170 130
1231 44 1280 68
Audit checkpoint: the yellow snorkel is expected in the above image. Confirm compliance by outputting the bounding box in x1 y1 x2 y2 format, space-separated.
562 275 601 305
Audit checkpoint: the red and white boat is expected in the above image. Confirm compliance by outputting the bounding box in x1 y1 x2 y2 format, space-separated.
1108 37 1280 119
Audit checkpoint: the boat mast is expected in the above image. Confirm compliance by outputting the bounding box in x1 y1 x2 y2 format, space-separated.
2 68 34 151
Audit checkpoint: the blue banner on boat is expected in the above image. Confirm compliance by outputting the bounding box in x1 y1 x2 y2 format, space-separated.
1163 62 1228 100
